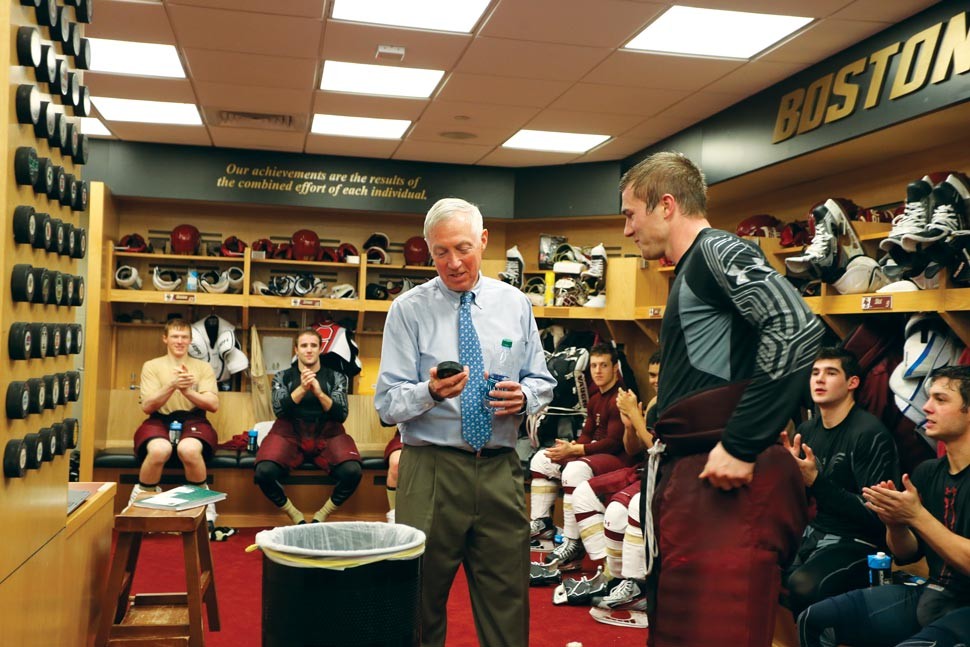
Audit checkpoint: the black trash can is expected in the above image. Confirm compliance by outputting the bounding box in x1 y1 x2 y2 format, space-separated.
254 522 425 647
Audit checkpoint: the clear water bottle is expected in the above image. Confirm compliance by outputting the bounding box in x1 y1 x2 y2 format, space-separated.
169 420 182 444
486 339 514 401
868 552 892 586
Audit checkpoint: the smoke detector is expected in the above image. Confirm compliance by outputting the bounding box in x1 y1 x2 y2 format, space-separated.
375 45 405 62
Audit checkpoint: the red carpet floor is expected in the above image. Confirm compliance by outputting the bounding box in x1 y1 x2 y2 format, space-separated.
128 527 645 646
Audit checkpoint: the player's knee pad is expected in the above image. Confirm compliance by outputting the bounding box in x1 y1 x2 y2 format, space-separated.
254 460 286 485
333 460 362 486
571 481 602 515
604 501 629 532
561 461 593 488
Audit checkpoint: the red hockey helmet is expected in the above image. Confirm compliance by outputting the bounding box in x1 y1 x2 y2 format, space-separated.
221 235 247 257
170 224 200 255
292 229 320 261
403 235 430 266
735 214 781 238
337 242 359 262
251 238 276 256
779 221 810 248
273 242 293 260
317 246 339 263
118 232 149 253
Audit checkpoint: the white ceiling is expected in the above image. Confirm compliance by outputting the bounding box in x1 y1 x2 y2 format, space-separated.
84 0 939 167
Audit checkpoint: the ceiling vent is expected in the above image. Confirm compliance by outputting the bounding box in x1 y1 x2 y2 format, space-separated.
203 108 307 132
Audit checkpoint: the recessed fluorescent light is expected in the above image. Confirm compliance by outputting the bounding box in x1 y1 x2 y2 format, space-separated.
332 0 489 33
311 114 411 139
503 130 610 154
626 6 812 59
80 117 111 137
321 60 444 99
92 97 202 126
88 38 185 78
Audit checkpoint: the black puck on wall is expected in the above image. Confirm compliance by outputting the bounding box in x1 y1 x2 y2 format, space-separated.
63 418 79 448
4 439 28 479
61 173 77 207
70 225 86 257
36 0 57 27
43 375 58 408
11 264 36 303
35 101 55 140
76 0 93 23
15 85 41 126
27 323 48 359
38 45 57 84
76 38 92 70
75 86 91 117
17 26 42 69
14 147 39 187
49 326 61 358
6 382 30 419
66 23 82 57
23 433 43 469
69 325 82 355
67 373 81 401
72 275 85 306
52 113 68 150
73 181 89 213
8 322 32 360
26 378 46 414
51 423 67 455
75 134 89 164
33 212 52 251
34 157 54 197
29 267 50 304
13 205 37 246
38 428 56 462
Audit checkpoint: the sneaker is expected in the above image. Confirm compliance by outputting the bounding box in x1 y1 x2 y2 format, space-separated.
530 516 555 540
902 173 970 251
595 578 646 610
127 483 160 507
552 566 609 605
544 538 585 571
884 179 933 253
499 245 525 289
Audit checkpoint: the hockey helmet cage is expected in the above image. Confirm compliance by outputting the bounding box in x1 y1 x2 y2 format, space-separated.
170 224 201 255
117 232 149 253
292 229 321 260
221 235 247 257
363 232 389 250
735 214 782 238
403 236 430 266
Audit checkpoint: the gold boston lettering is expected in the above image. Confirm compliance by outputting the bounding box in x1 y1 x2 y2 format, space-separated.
931 12 970 84
772 88 806 143
890 23 943 99
825 58 866 124
865 43 901 109
796 73 834 134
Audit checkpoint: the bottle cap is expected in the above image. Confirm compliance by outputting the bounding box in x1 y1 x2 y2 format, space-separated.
501 338 512 348
868 553 892 569
248 429 258 437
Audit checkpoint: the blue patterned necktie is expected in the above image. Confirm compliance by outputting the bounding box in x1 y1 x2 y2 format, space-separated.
458 292 492 450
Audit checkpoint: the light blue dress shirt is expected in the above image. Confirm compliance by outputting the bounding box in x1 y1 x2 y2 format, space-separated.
375 274 555 450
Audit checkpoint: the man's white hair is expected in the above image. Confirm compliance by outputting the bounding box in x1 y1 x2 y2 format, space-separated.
424 197 484 240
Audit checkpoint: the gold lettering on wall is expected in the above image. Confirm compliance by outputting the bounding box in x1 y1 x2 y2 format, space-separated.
215 164 428 201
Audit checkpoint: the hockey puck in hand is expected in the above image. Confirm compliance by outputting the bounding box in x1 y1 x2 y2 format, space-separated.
436 361 464 379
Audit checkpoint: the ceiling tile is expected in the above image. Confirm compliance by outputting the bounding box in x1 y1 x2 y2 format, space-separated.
209 127 307 152
85 73 197 103
584 50 745 91
304 135 400 158
182 48 318 89
525 109 644 135
571 137 653 163
104 123 212 146
477 147 579 167
436 73 571 108
320 19 472 68
456 37 610 82
550 83 691 117
313 92 428 120
407 120 518 147
167 4 322 58
85 0 176 43
760 18 892 64
702 59 808 95
167 0 326 18
393 140 494 165
419 100 538 129
830 0 939 22
676 0 850 17
195 82 312 115
482 0 664 47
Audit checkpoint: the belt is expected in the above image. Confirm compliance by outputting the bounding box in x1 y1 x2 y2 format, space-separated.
408 444 515 459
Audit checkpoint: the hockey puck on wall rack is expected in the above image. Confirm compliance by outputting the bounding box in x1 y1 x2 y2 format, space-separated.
49 326 61 357
21 0 42 8
52 113 68 150
72 275 85 306
14 147 40 187
9 323 32 360
11 264 36 303
29 267 50 305
34 212 52 251
23 434 42 469
7 381 29 419
63 418 79 448
34 157 55 198
69 325 82 355
51 423 66 455
66 73 81 109
53 219 69 255
61 327 72 357
4 439 28 478
66 224 76 258
74 86 91 118
76 0 93 23
64 273 76 306
17 27 42 69
75 135 89 165
15 85 41 125
13 205 37 246
53 59 69 98
56 373 69 405
36 0 57 27
38 428 56 462
70 225 86 257
67 372 80 400
27 323 48 359
61 174 76 207
35 101 55 140
51 7 70 45
49 270 64 306
43 375 59 408
76 38 92 70
26 378 45 414
73 181 89 214
51 166 66 202
38 45 57 84
66 23 82 57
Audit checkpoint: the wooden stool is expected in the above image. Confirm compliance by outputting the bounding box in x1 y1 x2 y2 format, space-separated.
95 503 220 647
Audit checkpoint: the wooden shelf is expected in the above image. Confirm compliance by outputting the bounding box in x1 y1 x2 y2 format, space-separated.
634 306 665 319
109 289 244 306
251 258 357 270
114 251 244 264
247 295 361 310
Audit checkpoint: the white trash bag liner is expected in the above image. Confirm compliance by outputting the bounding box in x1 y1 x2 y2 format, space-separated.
252 521 425 570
